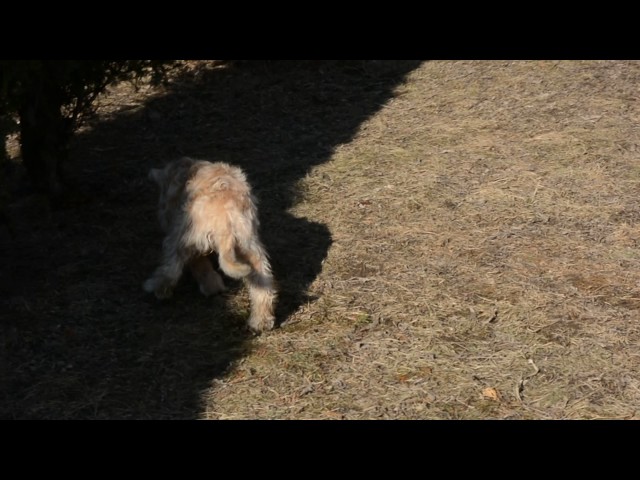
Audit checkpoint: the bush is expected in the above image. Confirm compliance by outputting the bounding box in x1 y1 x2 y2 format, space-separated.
0 60 174 196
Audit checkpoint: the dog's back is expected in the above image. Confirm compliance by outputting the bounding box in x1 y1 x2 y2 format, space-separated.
185 161 259 279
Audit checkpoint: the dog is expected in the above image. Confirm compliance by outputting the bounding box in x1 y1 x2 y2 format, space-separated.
143 157 276 333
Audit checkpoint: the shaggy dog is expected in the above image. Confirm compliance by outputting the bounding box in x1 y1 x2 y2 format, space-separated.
143 157 276 333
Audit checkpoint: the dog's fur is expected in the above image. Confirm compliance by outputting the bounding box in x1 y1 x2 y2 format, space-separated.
143 157 276 333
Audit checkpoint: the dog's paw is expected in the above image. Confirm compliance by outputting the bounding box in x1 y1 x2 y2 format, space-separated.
154 287 173 300
248 315 275 335
143 278 173 300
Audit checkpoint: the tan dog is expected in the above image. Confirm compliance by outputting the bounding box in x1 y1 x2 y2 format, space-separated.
143 157 276 333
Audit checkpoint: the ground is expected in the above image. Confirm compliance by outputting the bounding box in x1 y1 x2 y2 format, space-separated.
1 60 639 419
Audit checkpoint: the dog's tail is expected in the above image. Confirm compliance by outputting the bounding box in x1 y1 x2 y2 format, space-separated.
217 234 252 279
214 200 258 279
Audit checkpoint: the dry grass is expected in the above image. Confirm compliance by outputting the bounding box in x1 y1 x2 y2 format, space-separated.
2 60 640 419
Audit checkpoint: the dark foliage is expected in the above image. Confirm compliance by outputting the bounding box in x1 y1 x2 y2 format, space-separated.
0 61 173 195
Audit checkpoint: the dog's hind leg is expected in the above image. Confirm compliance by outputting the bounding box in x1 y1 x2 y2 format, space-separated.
243 241 277 333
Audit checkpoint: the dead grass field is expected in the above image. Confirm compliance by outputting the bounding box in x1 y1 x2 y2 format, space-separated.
2 60 640 419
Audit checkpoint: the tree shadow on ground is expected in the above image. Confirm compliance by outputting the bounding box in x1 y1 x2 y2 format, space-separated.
0 60 423 419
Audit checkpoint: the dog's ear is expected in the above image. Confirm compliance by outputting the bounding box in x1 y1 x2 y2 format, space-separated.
148 168 164 184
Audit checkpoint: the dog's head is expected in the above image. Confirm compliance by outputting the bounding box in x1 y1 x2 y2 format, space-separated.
148 157 197 231
148 158 194 202
148 157 196 189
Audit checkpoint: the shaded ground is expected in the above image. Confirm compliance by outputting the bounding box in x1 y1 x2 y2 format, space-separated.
3 61 640 420
0 60 421 419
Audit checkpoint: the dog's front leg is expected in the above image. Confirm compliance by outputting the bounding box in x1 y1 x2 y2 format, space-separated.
143 230 188 299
